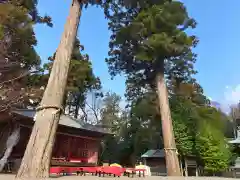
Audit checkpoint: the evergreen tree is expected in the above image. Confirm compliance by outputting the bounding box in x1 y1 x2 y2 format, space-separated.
100 92 121 130
100 92 123 163
0 0 52 111
106 1 197 175
195 107 232 174
44 38 101 119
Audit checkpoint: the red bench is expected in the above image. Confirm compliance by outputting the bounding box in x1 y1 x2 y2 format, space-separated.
125 168 146 177
99 166 125 177
50 166 99 176
49 166 145 177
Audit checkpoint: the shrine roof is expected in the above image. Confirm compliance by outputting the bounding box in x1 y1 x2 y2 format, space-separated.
229 138 240 144
141 149 196 158
141 149 165 158
12 109 111 135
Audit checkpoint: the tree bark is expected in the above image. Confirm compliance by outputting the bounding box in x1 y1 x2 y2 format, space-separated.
15 0 82 178
156 61 181 176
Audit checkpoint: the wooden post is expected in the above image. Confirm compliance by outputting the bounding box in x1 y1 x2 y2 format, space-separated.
195 166 199 177
67 137 72 160
179 158 183 176
143 158 146 165
184 157 188 176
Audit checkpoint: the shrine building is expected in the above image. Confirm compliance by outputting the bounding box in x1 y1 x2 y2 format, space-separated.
0 109 110 172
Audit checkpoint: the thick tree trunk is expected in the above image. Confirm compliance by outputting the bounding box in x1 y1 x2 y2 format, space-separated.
156 61 181 176
15 0 82 179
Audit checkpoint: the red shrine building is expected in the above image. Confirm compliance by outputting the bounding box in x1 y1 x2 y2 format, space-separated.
0 109 110 172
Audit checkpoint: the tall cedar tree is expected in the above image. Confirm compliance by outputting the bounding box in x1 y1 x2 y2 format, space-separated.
100 92 123 164
44 38 101 119
15 0 104 178
106 1 197 175
100 92 122 131
0 0 52 111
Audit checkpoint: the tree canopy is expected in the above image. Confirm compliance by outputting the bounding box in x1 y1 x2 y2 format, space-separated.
44 38 101 120
0 0 52 111
106 1 197 101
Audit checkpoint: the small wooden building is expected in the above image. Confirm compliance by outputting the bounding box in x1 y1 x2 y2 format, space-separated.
229 125 240 178
141 149 167 176
0 109 110 172
141 149 199 176
229 157 240 178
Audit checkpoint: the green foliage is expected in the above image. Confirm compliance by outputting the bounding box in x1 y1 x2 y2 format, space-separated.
44 38 101 118
46 39 101 92
101 0 234 173
4 0 53 26
0 0 51 110
100 92 122 132
171 92 232 173
103 0 232 169
171 94 232 173
170 97 197 156
0 2 40 68
99 92 155 166
196 118 232 173
99 92 124 163
99 87 233 172
106 1 197 100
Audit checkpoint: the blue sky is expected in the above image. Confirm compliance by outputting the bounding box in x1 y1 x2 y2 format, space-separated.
35 0 240 108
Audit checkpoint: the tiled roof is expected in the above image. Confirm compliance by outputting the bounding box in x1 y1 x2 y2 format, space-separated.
229 130 240 144
141 149 165 158
12 109 109 134
229 138 240 144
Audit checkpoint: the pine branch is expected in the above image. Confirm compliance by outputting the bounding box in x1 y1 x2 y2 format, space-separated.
0 70 39 85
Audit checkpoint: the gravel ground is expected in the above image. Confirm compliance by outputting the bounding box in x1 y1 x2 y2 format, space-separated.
0 174 236 180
